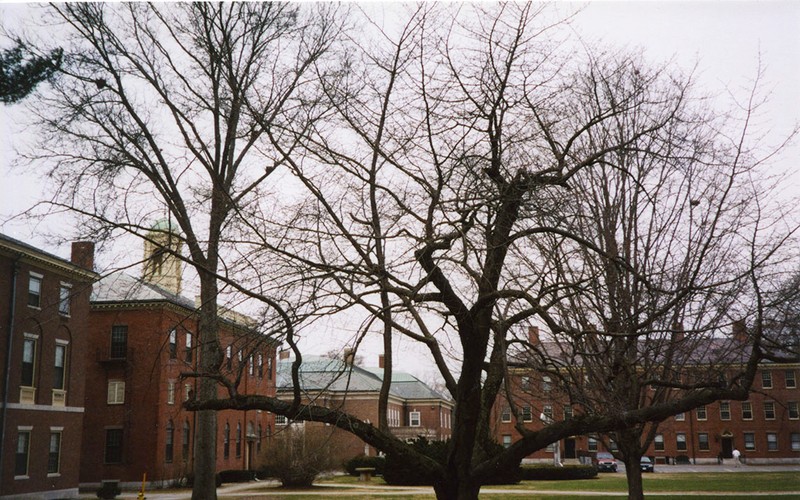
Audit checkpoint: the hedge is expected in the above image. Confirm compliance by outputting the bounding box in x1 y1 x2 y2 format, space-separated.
344 455 386 476
520 464 598 480
218 469 256 483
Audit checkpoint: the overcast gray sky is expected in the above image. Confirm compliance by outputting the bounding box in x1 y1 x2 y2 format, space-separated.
1 1 798 376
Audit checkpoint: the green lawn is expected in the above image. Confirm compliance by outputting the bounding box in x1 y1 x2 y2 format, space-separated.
224 471 800 499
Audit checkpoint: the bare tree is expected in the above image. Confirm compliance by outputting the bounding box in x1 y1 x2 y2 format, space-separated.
20 3 340 499
193 5 796 500
18 4 795 500
509 60 797 499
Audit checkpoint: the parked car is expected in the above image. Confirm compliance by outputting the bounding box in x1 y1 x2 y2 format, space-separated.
640 456 654 472
596 452 618 472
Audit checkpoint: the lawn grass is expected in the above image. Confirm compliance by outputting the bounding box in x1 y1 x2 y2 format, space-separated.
225 471 800 499
503 471 800 493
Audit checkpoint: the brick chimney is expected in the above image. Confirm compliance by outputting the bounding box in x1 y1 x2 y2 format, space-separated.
279 349 290 360
528 326 540 345
71 241 95 271
344 348 355 365
378 354 385 368
732 320 748 343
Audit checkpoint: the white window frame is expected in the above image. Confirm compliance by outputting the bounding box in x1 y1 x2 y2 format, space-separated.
720 401 731 421
766 432 778 451
409 411 421 427
501 407 511 423
275 415 288 426
696 405 707 421
764 401 776 420
58 282 71 316
786 370 797 389
675 412 685 421
47 428 63 476
28 273 42 309
762 370 773 389
742 401 753 420
167 380 176 405
107 380 125 404
744 432 756 451
788 401 799 420
676 433 687 451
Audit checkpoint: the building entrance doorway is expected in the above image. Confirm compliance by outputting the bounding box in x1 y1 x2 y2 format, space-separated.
721 437 733 459
564 438 576 459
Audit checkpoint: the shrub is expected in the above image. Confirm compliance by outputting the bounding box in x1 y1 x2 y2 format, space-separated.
184 472 222 488
344 455 386 476
258 424 337 487
96 481 120 499
520 464 598 480
218 469 256 483
675 454 691 464
383 438 520 486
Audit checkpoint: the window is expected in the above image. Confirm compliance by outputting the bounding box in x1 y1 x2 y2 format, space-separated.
789 402 799 420
248 355 254 375
21 336 36 387
609 439 618 452
587 437 598 452
764 401 776 420
275 415 287 426
167 380 175 405
226 345 232 370
47 430 62 474
654 434 664 451
58 283 71 315
767 432 778 451
258 354 264 378
410 411 421 427
53 343 67 390
184 383 192 401
501 407 511 423
185 332 193 362
520 376 531 390
502 435 512 448
522 406 532 422
223 423 230 459
791 433 800 452
107 380 125 404
168 329 177 359
110 325 127 359
675 412 685 421
257 424 262 453
696 405 707 421
744 432 755 451
28 274 42 307
761 371 773 389
543 405 553 420
676 433 687 451
235 423 242 458
720 401 731 421
546 442 555 452
165 420 174 463
698 433 709 451
267 356 273 380
564 406 573 420
105 428 123 463
15 429 31 476
182 421 190 460
787 370 797 389
542 375 552 392
742 401 753 420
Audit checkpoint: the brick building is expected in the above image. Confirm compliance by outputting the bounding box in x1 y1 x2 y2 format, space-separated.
276 354 454 462
0 234 97 499
493 328 800 465
80 222 278 490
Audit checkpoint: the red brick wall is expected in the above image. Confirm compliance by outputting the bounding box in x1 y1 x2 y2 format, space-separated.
0 248 93 497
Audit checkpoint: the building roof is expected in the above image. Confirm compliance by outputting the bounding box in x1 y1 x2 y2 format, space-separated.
277 355 451 403
91 270 196 309
0 232 98 280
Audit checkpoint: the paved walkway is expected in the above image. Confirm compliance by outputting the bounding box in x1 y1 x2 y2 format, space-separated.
84 464 800 499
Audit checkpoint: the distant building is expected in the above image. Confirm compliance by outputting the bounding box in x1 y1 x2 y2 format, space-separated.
0 234 97 499
276 353 454 462
80 222 278 490
494 327 800 465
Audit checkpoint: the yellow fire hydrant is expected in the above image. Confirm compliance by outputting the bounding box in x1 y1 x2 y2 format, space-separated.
136 472 147 500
